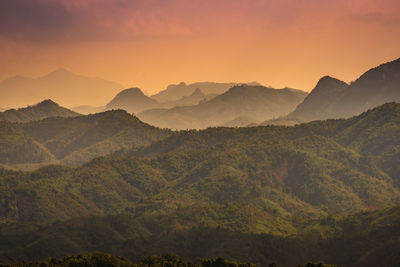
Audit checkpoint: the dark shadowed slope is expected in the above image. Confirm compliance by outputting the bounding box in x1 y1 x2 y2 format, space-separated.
0 100 80 123
139 85 307 129
0 68 123 108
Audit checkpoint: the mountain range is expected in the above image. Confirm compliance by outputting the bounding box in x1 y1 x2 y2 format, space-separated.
105 87 219 115
1 58 400 267
138 85 307 129
0 68 123 108
151 81 261 102
0 102 399 266
264 58 400 125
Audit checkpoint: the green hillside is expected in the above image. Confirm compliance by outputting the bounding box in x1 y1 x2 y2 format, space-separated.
1 103 400 266
0 100 80 123
0 110 170 167
0 206 397 266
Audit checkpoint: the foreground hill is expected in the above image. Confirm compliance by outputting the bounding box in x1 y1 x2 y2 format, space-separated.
3 103 400 224
0 100 80 123
139 85 307 129
0 68 123 108
0 110 170 166
266 58 400 125
0 203 397 266
0 103 400 266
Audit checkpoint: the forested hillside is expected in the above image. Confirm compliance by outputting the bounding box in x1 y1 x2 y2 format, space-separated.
0 100 79 123
0 110 170 167
0 103 399 266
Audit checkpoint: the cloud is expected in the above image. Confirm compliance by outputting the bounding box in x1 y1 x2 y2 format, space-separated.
0 0 399 43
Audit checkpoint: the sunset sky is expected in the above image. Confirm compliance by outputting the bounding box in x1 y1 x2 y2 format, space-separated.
1 0 400 94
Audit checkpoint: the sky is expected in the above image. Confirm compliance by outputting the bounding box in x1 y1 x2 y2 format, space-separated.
1 0 400 94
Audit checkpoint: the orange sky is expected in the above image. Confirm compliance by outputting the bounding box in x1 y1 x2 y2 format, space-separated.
1 0 400 94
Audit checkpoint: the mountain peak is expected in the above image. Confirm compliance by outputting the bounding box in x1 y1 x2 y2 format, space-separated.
312 76 348 94
106 87 158 114
117 87 145 97
317 75 346 86
30 99 61 110
191 88 204 96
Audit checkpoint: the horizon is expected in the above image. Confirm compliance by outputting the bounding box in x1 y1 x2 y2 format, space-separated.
1 56 399 99
1 0 400 96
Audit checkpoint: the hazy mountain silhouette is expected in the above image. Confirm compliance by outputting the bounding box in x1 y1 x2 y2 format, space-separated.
222 116 260 127
138 85 307 129
0 68 123 108
161 88 218 108
71 105 106 115
0 99 80 123
151 81 261 102
287 76 349 121
265 58 400 125
332 57 400 117
106 87 159 114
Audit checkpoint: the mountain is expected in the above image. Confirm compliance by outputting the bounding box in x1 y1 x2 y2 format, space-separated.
1 103 400 265
71 105 106 115
0 252 267 267
2 102 400 224
0 122 56 165
287 76 349 121
151 81 261 102
267 58 400 125
138 85 307 129
0 99 80 123
161 88 217 108
1 206 397 266
0 68 123 108
333 57 400 117
106 88 159 114
0 110 170 167
222 116 260 127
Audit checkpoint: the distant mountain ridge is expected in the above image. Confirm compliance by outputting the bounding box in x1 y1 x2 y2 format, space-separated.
139 85 307 129
0 68 123 108
106 87 218 115
106 87 159 114
0 99 80 123
265 58 400 125
151 81 261 102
